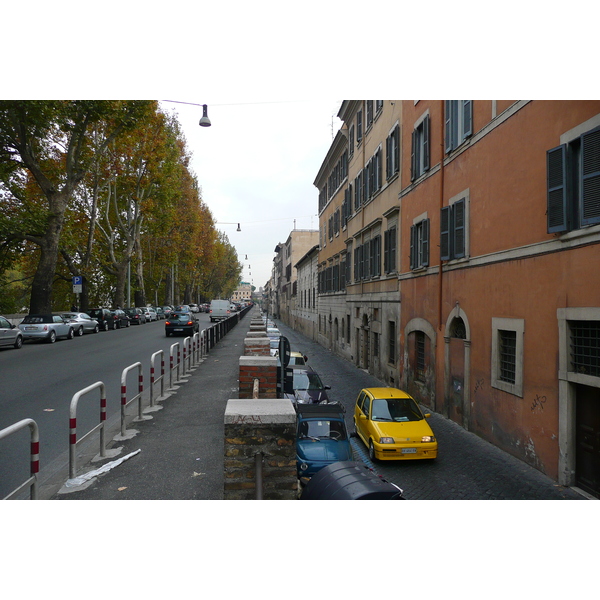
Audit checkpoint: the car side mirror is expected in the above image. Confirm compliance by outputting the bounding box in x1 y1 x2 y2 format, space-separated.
424 413 431 418
324 385 331 390
359 414 367 421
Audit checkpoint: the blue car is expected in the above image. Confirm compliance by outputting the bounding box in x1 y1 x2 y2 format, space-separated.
296 403 353 481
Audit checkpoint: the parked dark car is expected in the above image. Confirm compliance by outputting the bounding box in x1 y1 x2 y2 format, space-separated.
123 307 146 325
88 308 115 331
296 403 352 481
109 309 131 328
0 315 23 349
165 311 199 337
284 365 331 404
18 314 74 343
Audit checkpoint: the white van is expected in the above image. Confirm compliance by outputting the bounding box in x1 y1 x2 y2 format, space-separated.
209 299 231 322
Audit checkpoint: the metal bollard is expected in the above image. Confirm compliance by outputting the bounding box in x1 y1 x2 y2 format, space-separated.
150 350 165 406
0 418 39 500
69 381 110 479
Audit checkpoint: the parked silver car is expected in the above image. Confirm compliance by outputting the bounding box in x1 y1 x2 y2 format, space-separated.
60 312 100 336
18 314 75 343
0 315 23 349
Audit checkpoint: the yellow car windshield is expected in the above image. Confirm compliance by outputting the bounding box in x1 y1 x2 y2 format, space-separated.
371 398 423 422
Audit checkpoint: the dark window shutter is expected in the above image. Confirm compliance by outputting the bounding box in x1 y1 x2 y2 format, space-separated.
454 198 466 258
463 100 473 138
394 126 400 174
383 229 389 272
389 227 396 271
581 127 600 226
445 100 452 153
440 205 451 260
422 219 430 267
411 129 416 181
547 145 569 233
423 115 430 172
410 225 416 269
386 135 391 180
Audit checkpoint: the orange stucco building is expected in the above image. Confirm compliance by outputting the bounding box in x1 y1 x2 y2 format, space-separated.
315 100 600 496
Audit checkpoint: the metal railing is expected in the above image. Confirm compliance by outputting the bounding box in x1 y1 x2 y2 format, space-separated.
150 350 165 407
1 304 253 497
1 418 39 500
69 382 112 479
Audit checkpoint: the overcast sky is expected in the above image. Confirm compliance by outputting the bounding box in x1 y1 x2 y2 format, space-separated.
159 99 342 291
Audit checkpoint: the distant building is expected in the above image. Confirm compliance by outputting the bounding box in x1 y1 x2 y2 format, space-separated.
231 281 253 303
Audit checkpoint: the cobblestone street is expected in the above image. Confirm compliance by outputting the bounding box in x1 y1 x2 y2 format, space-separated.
276 318 586 500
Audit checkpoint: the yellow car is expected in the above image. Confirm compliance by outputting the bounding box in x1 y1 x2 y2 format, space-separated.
353 388 438 461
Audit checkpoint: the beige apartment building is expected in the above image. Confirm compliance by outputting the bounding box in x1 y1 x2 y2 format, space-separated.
315 101 403 386
272 229 319 326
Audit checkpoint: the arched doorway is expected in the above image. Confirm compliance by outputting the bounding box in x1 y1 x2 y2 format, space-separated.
362 314 370 370
444 306 471 430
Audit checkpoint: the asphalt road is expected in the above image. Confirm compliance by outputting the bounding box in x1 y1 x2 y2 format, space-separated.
0 312 213 498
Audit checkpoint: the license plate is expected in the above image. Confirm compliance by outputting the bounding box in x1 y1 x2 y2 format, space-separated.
26 326 37 330
174 328 183 331
402 448 417 454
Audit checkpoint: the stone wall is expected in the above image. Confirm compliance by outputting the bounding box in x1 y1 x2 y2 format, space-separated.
224 399 297 500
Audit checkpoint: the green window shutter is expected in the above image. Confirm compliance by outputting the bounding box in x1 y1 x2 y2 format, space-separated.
411 129 416 181
440 205 451 260
445 100 453 153
547 145 569 233
394 126 400 174
423 115 430 172
581 127 600 226
410 225 416 269
422 218 430 267
390 227 396 271
383 229 390 272
454 198 466 258
386 135 391 180
463 101 472 138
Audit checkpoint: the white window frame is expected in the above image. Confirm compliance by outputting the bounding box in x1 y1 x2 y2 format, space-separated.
491 317 525 397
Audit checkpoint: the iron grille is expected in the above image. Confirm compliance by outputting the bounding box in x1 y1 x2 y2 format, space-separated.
570 320 600 377
416 331 426 381
499 330 517 383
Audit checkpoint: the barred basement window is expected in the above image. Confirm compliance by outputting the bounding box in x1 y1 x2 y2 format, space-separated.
570 320 600 377
498 330 517 384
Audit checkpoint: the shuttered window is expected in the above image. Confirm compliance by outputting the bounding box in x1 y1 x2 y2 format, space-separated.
410 219 430 270
440 198 466 260
547 125 600 233
411 115 430 181
445 100 473 153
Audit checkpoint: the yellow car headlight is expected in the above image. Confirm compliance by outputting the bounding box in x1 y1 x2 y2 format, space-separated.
421 436 435 443
379 437 395 444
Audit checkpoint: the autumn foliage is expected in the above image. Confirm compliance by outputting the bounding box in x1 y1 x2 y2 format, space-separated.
0 101 241 313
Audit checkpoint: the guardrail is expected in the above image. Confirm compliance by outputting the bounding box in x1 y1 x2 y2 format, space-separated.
2 304 254 497
169 342 182 388
69 382 120 480
150 350 165 408
0 418 39 500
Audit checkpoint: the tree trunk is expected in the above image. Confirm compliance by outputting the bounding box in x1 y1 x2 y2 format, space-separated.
29 209 64 314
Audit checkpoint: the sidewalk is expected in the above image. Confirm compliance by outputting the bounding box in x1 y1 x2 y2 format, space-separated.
51 310 254 500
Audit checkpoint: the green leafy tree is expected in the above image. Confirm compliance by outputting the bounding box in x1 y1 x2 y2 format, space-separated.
0 100 153 312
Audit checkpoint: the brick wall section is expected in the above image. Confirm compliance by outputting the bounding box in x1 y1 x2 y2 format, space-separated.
239 355 277 398
243 336 270 356
224 399 297 500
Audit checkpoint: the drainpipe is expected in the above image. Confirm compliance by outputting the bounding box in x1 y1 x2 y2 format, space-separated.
438 100 445 332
